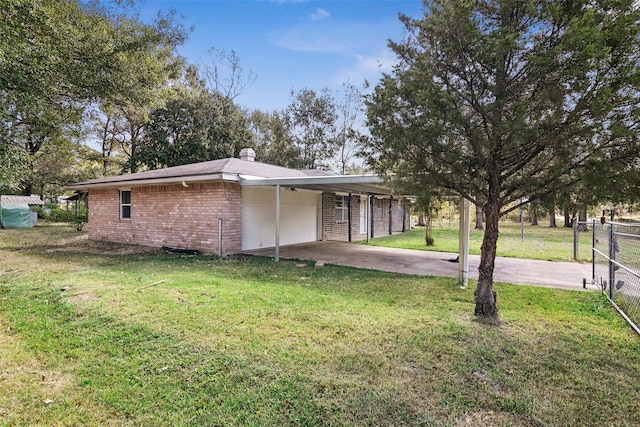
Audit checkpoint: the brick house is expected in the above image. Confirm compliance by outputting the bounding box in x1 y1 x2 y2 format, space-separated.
68 148 410 255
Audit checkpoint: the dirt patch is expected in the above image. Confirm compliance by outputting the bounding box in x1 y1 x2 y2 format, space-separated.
44 236 162 256
454 410 527 426
67 291 100 306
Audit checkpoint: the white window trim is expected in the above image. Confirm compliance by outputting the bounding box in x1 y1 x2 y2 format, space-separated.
120 189 131 220
335 195 348 222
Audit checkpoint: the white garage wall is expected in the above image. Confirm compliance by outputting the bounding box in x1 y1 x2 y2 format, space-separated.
241 187 319 251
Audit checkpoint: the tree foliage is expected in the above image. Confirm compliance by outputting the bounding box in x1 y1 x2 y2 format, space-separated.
199 47 257 100
137 84 254 169
284 88 338 170
366 0 640 321
335 82 365 174
0 0 186 191
250 110 303 168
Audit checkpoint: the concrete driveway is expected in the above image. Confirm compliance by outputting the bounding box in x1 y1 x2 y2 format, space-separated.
246 241 595 291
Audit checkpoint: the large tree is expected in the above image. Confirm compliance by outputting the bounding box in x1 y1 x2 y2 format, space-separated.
138 84 254 169
285 88 338 170
0 0 186 189
199 47 257 100
366 0 640 321
250 110 303 168
334 82 365 174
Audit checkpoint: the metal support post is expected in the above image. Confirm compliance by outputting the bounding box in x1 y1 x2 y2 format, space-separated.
275 184 280 262
370 195 375 238
389 195 393 235
347 194 352 242
458 198 471 289
609 221 615 299
402 198 406 232
573 218 578 261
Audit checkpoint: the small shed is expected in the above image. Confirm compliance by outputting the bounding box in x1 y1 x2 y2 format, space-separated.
0 195 44 228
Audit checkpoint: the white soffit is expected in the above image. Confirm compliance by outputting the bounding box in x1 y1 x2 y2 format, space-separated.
239 174 394 195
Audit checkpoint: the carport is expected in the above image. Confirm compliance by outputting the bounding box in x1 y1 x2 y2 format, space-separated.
240 175 473 287
246 240 592 290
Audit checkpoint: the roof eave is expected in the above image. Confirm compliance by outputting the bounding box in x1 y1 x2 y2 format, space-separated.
67 173 239 191
239 175 399 196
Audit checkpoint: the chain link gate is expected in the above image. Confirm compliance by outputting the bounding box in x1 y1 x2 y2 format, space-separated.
590 220 640 334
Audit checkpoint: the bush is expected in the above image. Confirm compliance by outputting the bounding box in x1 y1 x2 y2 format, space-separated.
36 202 88 224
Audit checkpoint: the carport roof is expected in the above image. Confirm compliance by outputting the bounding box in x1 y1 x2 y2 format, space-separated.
239 174 395 195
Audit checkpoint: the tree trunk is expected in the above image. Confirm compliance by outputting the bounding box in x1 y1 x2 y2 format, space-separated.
563 208 572 228
475 200 500 322
475 204 484 230
417 212 425 227
424 213 434 246
578 208 588 232
530 203 538 226
549 205 557 227
22 182 33 196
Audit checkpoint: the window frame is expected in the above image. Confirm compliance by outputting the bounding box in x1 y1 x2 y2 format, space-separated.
335 195 348 222
120 190 131 220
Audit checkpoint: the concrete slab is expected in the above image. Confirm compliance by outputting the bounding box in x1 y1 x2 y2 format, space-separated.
246 241 595 291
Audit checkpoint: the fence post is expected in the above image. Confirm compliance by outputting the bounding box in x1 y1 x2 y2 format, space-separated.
573 218 578 261
609 222 615 299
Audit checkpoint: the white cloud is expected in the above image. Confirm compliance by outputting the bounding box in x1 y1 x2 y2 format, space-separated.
333 49 398 89
310 8 330 21
270 22 374 55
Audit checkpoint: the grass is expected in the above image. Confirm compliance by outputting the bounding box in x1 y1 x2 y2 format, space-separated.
363 221 594 262
1 223 639 426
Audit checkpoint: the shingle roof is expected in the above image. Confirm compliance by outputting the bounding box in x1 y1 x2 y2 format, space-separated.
69 158 334 189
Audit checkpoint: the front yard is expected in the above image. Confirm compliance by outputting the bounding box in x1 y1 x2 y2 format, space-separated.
1 224 638 426
364 221 594 262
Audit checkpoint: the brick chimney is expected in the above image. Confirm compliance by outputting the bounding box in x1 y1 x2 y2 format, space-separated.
239 147 255 162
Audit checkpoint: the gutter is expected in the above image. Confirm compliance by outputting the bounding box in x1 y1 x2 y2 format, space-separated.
67 173 240 191
238 174 384 187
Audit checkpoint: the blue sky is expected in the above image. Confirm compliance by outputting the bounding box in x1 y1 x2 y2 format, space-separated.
140 1 425 112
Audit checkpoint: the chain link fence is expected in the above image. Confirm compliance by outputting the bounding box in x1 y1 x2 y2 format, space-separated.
591 220 640 333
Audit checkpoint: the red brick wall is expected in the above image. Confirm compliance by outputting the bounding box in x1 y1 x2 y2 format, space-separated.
87 182 242 255
321 193 362 241
369 197 409 236
371 197 388 237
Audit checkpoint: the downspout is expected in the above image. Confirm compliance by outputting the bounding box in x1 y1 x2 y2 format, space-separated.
218 218 222 256
347 193 352 242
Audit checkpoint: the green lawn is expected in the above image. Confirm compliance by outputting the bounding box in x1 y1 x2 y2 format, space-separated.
1 224 638 426
363 221 594 262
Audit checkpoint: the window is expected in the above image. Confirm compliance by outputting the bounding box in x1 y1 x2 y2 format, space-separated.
376 199 384 220
120 190 131 220
335 195 348 221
